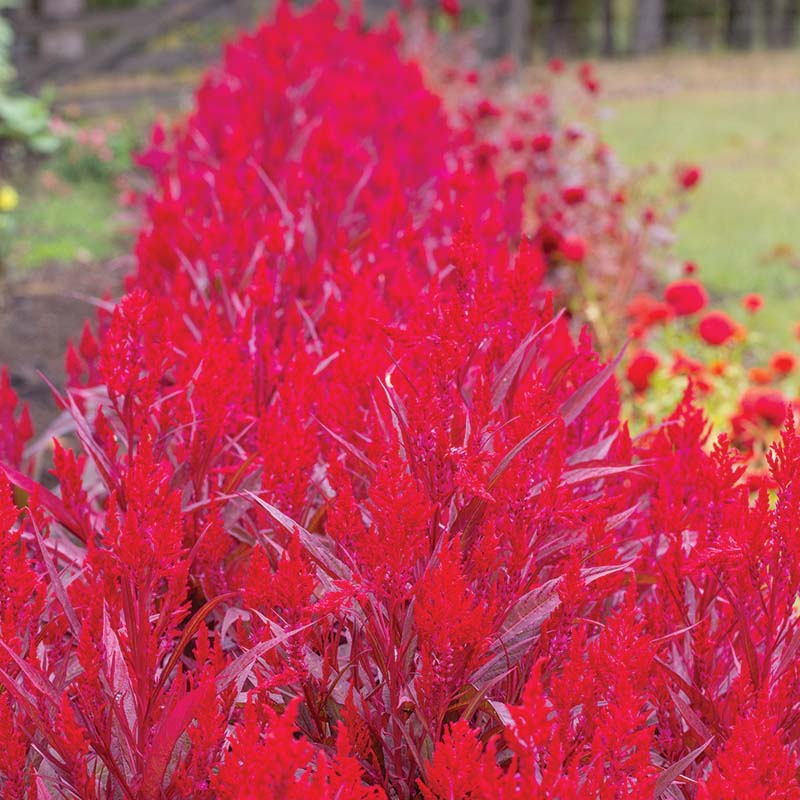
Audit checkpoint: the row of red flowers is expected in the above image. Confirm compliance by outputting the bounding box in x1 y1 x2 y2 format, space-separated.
1 2 799 798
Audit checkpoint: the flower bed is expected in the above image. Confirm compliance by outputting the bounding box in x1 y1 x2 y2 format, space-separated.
2 2 800 797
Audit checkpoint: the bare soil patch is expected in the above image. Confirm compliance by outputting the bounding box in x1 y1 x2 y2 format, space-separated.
0 258 128 434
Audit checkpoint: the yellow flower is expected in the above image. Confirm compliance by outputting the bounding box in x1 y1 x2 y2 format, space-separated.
0 185 20 213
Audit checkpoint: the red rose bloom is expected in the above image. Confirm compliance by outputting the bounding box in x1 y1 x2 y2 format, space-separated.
770 351 797 375
627 293 673 332
626 349 660 392
477 99 501 118
508 134 525 152
532 132 553 153
440 0 460 16
664 279 708 316
678 165 702 190
742 293 763 313
562 185 586 205
698 311 738 346
746 388 789 428
578 63 599 94
560 235 587 262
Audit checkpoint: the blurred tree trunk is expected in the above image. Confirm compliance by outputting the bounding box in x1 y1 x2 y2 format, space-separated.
602 0 615 55
632 0 664 53
39 0 86 63
507 0 532 62
664 0 686 46
572 0 595 54
726 0 757 47
763 0 782 46
483 0 511 58
547 0 576 56
482 0 532 62
781 0 800 44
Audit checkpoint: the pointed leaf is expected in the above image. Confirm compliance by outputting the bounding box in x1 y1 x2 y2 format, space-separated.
0 642 62 708
665 685 713 744
247 492 352 583
312 414 377 475
34 527 81 638
491 311 563 411
139 686 203 800
488 418 556 489
654 737 713 797
559 342 628 427
153 592 236 703
1 465 86 541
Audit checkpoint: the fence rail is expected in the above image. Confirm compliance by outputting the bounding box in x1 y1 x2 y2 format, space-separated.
12 7 148 36
10 0 262 91
7 1 800 100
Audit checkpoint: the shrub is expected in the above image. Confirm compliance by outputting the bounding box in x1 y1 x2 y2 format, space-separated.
0 1 58 156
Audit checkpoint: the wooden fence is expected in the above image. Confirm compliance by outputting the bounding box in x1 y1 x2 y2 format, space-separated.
7 0 800 97
7 0 529 104
10 0 266 91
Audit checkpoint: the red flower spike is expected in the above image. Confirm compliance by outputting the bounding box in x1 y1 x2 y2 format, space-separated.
699 711 800 800
2 4 800 797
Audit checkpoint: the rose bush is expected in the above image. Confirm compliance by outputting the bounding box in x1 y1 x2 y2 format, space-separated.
622 267 800 488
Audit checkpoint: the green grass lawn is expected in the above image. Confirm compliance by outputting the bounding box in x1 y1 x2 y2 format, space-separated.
8 51 800 360
11 179 123 270
598 53 800 351
6 105 155 274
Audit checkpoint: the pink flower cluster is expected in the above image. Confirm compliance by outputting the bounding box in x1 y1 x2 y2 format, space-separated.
1 3 799 798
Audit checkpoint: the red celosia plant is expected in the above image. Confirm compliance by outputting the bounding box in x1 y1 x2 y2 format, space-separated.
2 3 800 798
